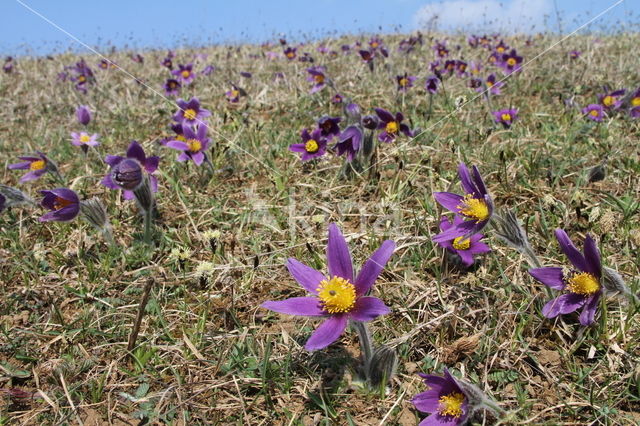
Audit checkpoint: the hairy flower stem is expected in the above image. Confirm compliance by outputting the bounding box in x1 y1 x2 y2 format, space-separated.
351 320 374 376
143 208 153 244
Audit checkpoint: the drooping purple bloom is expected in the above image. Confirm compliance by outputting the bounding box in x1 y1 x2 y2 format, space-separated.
289 128 328 162
374 108 412 143
102 141 160 200
413 368 470 425
165 123 211 166
70 131 100 147
8 151 54 183
433 162 494 241
396 73 417 92
582 104 605 122
173 97 211 126
172 63 196 85
436 216 491 266
163 78 181 96
261 223 394 351
500 49 523 74
425 75 440 94
317 116 341 138
306 66 327 94
598 89 625 109
492 108 518 128
76 105 91 125
362 115 379 130
528 229 603 326
335 125 363 162
39 188 80 222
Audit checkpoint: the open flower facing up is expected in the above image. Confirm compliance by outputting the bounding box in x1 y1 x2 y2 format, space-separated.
225 85 241 103
103 141 160 200
413 369 470 425
70 131 100 147
262 223 395 351
39 188 80 222
433 162 493 242
9 152 55 183
528 229 603 325
284 47 297 60
163 78 181 96
436 215 491 266
396 73 417 92
500 49 522 74
306 66 327 94
492 108 518 128
173 97 211 126
172 63 196 85
582 104 605 122
289 128 328 162
166 123 210 166
375 108 412 143
598 89 625 109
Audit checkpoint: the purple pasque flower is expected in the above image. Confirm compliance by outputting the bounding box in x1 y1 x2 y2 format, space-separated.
161 56 173 69
582 104 605 122
362 115 379 130
481 73 503 95
331 93 344 104
261 223 394 351
412 368 470 425
201 64 215 75
500 49 523 74
436 215 491 266
396 73 417 92
70 131 100 147
289 128 328 162
306 66 327 94
374 108 412 143
487 51 502 66
433 41 449 58
492 108 518 128
455 60 468 77
163 78 181 96
569 50 581 59
335 125 363 162
629 87 640 118
173 97 211 126
494 39 509 54
39 188 80 222
598 89 625 109
165 123 211 166
102 141 160 200
284 47 297 60
425 75 440 94
443 60 456 75
172 63 196 85
317 116 341 138
528 229 603 325
369 37 384 50
9 151 53 183
469 61 482 77
225 85 241 103
359 49 374 64
76 105 91 125
433 162 493 241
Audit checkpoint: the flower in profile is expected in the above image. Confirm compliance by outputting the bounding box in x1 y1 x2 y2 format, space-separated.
306 66 327 94
289 128 327 162
173 97 211 126
433 162 493 241
443 60 456 75
582 104 605 122
76 105 91 126
481 73 503 95
161 56 173 69
166 123 210 166
598 89 625 109
163 78 181 96
413 368 470 425
362 115 379 130
331 93 344 104
70 131 100 147
69 59 94 92
317 116 341 138
374 108 412 143
455 60 468 76
359 49 374 64
201 64 215 75
39 188 80 222
172 63 196 85
335 125 363 162
425 75 440 94
569 50 581 59
629 87 640 118
528 229 603 325
396 73 417 92
492 108 518 128
284 47 297 60
500 49 522 74
261 223 394 351
436 215 491 266
9 151 55 183
102 141 160 200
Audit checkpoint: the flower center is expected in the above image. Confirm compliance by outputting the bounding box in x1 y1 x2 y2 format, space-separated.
176 134 186 142
399 77 408 87
602 95 614 107
181 70 191 78
506 57 516 66
304 139 319 153
589 109 600 117
452 236 471 250
54 196 73 210
631 97 640 107
184 109 197 120
169 81 177 89
497 46 505 53
385 121 399 134
566 272 600 295
371 41 379 48
30 160 46 171
316 276 356 314
457 194 490 222
78 75 86 83
79 134 91 143
501 113 512 122
314 74 325 84
186 139 202 152
286 52 295 58
487 80 494 87
438 392 465 418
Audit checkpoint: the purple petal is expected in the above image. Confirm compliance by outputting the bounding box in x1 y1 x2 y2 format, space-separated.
8 162 31 170
144 156 160 173
304 315 348 351
126 141 146 163
19 171 42 182
123 190 135 200
458 250 475 266
582 234 601 278
528 267 566 290
458 163 476 195
286 258 326 294
105 155 124 167
433 192 463 213
261 297 325 316
166 140 189 151
349 296 390 322
101 174 118 190
554 229 587 271
374 107 394 123
542 293 585 318
579 293 600 325
354 240 395 295
471 165 488 196
192 151 205 166
326 223 353 281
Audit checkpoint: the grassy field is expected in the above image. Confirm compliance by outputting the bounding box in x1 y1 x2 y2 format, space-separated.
0 31 639 425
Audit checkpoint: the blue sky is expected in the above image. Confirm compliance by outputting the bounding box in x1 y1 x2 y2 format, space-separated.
1 0 637 56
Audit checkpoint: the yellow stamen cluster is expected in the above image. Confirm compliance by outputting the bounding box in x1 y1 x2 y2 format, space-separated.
506 58 516 66
371 42 379 48
78 75 86 83
316 276 356 314
304 139 319 153
487 80 494 87
457 194 490 222
30 160 46 171
314 74 325 84
53 197 73 210
602 95 614 107
286 52 295 58
501 113 512 122
79 134 91 143
566 272 600 295
438 392 465 418
497 46 505 53
230 89 239 98
631 97 640 107
589 109 600 117
181 70 191 78
186 139 202 152
452 237 471 250
399 77 408 87
385 121 399 134
183 109 197 120
176 135 187 142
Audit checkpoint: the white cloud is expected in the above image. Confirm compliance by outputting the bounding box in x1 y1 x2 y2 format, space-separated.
413 0 552 34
